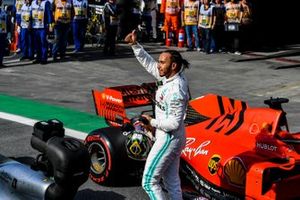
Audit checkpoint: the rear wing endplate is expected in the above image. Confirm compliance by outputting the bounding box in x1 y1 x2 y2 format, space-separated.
92 83 156 126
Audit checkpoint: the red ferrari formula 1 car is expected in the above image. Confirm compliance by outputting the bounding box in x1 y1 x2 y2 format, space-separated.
84 82 300 200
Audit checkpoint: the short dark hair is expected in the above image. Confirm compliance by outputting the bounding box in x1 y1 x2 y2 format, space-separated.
163 50 190 70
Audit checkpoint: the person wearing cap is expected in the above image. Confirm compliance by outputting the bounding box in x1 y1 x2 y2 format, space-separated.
31 0 53 64
17 0 34 60
125 29 190 200
0 0 13 67
72 0 88 53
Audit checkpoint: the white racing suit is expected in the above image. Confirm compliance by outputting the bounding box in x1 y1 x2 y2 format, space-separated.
132 44 189 200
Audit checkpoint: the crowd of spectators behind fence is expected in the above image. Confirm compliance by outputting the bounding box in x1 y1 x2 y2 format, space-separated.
0 0 254 66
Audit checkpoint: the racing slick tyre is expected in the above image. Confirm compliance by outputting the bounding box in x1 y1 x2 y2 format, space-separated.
85 127 129 185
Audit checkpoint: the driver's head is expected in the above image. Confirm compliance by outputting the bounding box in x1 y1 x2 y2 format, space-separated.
158 50 189 78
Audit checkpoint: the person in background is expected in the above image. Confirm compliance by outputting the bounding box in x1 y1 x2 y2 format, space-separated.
31 0 53 64
131 0 142 32
0 0 13 67
240 0 253 52
150 0 157 41
125 29 190 200
117 0 131 39
224 0 243 55
181 0 200 51
46 0 53 57
141 0 155 41
211 0 225 53
17 0 34 60
198 0 214 54
72 0 88 53
160 0 182 46
103 0 119 55
52 0 73 60
15 0 24 53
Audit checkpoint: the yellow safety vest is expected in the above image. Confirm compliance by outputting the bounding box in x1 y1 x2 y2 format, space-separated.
16 0 24 14
54 0 72 23
225 2 241 23
183 0 199 25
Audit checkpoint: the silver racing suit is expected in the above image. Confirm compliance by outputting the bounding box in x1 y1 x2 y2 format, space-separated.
132 44 189 200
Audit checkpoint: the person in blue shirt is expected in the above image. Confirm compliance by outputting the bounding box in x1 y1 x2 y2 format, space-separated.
72 0 88 53
16 0 34 60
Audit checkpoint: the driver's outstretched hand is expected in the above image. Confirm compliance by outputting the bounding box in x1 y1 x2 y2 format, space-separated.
124 29 137 45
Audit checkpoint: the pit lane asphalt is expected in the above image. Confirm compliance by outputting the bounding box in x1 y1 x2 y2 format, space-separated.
0 43 300 200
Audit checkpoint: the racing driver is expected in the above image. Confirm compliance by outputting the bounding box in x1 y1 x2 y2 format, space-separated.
125 30 190 200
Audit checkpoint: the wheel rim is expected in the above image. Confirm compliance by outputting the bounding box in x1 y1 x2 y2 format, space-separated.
89 142 107 175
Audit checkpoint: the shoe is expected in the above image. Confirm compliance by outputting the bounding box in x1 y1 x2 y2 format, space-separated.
40 60 47 65
72 50 80 54
234 51 242 55
186 48 193 52
32 60 41 64
197 48 201 52
19 56 28 61
219 47 226 53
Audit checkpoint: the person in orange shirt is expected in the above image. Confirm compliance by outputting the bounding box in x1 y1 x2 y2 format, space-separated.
160 0 182 45
52 0 73 60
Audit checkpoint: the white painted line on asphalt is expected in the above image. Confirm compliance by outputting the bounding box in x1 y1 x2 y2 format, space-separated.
0 112 87 140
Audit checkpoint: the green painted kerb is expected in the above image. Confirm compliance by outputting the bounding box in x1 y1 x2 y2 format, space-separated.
0 94 108 133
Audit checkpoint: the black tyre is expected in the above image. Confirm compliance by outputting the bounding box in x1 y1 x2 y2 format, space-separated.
85 127 127 185
88 138 114 184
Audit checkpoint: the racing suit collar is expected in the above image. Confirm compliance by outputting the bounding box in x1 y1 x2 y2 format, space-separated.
163 71 181 84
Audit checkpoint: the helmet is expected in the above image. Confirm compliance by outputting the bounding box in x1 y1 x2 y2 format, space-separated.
125 119 153 161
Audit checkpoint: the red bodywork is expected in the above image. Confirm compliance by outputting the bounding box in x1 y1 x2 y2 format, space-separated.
91 84 300 199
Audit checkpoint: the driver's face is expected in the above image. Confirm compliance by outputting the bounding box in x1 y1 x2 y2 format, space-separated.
158 52 173 78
